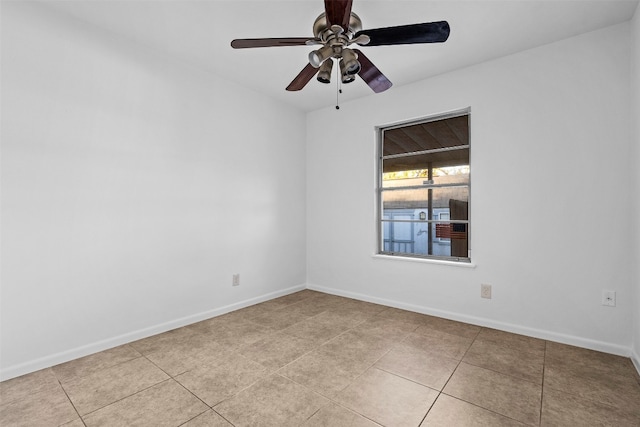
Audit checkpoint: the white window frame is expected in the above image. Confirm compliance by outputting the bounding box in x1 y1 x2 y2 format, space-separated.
375 108 471 263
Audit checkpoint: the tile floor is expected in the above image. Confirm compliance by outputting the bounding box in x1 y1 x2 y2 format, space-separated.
1 290 640 426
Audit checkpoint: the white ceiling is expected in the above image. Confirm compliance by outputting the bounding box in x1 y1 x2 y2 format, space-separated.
41 0 638 112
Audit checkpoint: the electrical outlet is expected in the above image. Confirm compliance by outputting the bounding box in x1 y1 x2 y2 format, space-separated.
481 284 492 299
232 274 240 287
602 290 616 307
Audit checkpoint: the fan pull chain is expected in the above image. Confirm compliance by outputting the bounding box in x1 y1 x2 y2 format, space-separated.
335 60 341 110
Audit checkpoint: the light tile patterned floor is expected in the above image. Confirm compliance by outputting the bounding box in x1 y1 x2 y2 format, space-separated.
1 290 639 426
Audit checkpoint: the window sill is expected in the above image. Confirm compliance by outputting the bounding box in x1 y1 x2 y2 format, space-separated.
372 254 476 268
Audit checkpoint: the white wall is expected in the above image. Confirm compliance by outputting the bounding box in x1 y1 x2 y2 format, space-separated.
307 22 634 355
1 2 307 380
632 3 640 371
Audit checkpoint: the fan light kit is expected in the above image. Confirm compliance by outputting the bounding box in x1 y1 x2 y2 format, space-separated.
231 0 450 95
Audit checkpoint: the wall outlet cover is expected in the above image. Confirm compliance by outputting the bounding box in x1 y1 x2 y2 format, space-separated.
602 290 616 307
481 284 492 299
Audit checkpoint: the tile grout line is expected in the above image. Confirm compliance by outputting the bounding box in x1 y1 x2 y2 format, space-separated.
140 352 234 415
282 370 386 426
335 403 386 427
200 301 366 421
271 311 411 423
418 391 442 426
539 340 548 427
240 293 353 328
409 319 463 424
458 358 545 387
336 312 463 425
542 345 640 416
455 330 548 388
299 314 426 424
541 375 640 415
372 364 444 392
56 378 87 427
170 378 221 426
443 327 547 426
56 355 168 422
442 327 540 426
437 325 480 393
77 377 174 421
210 407 238 427
423 327 546 423
53 353 146 386
424 325 481 425
273 314 374 374
437 390 534 426
170 299 384 420
299 402 328 425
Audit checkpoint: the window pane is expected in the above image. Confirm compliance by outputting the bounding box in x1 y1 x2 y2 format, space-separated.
381 187 469 211
382 148 469 174
381 219 468 258
383 115 469 156
381 210 417 253
380 187 469 259
382 165 469 189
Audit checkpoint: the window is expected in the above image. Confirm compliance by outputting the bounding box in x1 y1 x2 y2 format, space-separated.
377 109 470 262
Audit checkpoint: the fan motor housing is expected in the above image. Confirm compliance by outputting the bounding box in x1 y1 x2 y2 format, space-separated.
313 12 363 39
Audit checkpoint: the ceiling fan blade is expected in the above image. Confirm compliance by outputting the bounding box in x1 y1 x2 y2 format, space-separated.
286 63 319 91
353 49 392 93
355 21 450 46
231 38 312 49
324 0 353 30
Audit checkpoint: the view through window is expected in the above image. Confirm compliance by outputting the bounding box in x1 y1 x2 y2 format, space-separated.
377 109 470 262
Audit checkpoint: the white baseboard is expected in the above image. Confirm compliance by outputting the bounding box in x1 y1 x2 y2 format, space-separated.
307 283 632 358
0 284 305 381
5 282 634 382
632 349 640 377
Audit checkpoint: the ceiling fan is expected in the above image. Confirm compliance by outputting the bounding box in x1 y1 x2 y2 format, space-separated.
231 0 450 93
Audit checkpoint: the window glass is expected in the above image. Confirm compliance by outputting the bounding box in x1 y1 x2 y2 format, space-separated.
378 110 470 262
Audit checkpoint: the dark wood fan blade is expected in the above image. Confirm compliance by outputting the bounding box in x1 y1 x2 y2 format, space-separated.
355 21 450 46
231 38 312 49
324 0 353 30
286 63 319 91
353 49 392 93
